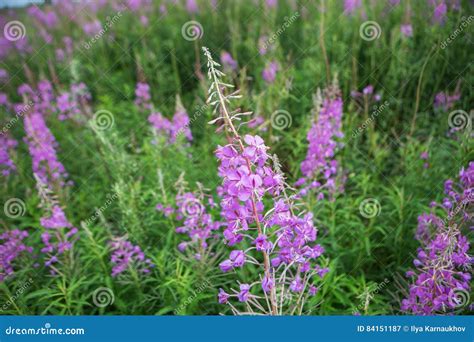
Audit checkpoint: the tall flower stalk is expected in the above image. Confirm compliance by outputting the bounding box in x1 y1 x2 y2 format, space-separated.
295 86 344 200
203 47 327 315
402 162 473 314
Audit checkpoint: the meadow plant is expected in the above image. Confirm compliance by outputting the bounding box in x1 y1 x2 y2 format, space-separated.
203 47 328 315
35 175 78 272
24 109 70 188
295 86 344 200
402 162 473 314
0 229 32 281
109 237 154 277
0 135 17 177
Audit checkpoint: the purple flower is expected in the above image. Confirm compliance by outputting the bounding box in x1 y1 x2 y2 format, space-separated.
218 288 229 304
400 24 413 37
0 135 17 177
262 61 279 84
297 91 344 198
110 237 154 277
221 51 238 71
83 20 102 36
344 0 362 15
262 275 274 293
0 229 32 281
402 162 473 315
186 0 199 14
237 284 251 302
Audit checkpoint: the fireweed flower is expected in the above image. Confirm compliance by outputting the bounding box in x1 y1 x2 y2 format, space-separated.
295 87 344 199
0 135 17 177
164 177 222 260
221 51 238 72
35 175 78 271
433 88 460 112
262 61 279 84
0 229 32 281
24 110 70 188
147 95 193 144
57 83 91 121
400 24 413 37
203 47 328 315
135 82 152 111
109 237 154 277
344 0 364 16
420 151 429 169
402 162 473 315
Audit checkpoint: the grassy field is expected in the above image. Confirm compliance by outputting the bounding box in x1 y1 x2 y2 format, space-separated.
0 0 472 315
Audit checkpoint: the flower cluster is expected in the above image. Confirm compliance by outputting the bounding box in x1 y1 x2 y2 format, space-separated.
176 189 221 260
56 83 91 121
155 176 222 260
0 135 17 177
147 97 193 144
262 61 279 84
351 85 381 105
134 82 152 111
402 162 473 315
434 89 460 112
24 110 70 188
204 47 328 315
0 229 32 282
109 237 154 277
35 176 78 271
295 88 344 199
221 51 238 72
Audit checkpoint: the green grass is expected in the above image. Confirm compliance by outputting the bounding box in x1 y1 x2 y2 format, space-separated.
0 0 472 315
